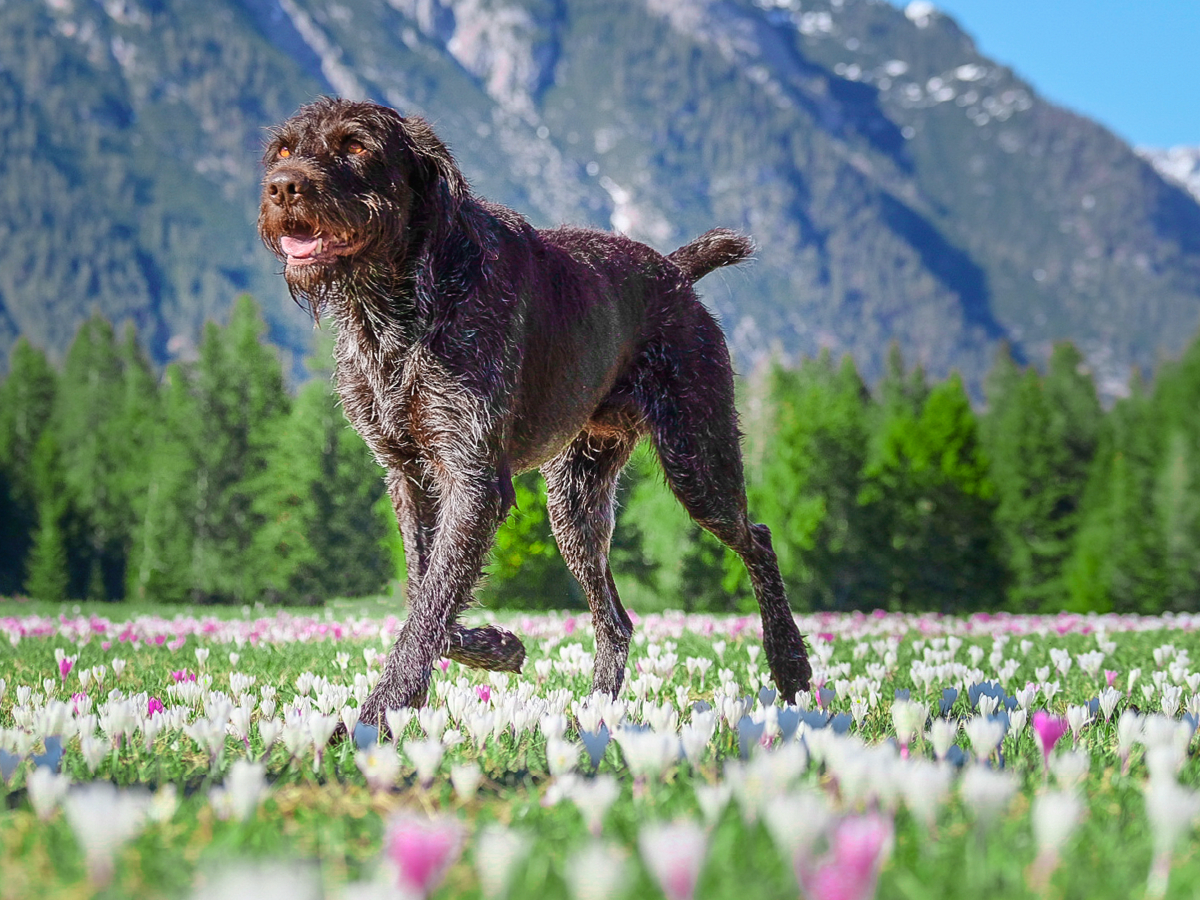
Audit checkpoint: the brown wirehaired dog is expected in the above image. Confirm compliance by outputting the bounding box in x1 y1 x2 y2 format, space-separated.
259 98 811 725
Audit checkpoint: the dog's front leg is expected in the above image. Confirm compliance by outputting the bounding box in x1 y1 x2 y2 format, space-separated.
359 472 506 726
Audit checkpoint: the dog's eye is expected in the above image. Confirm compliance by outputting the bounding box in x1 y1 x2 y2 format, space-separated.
346 140 366 156
278 146 291 159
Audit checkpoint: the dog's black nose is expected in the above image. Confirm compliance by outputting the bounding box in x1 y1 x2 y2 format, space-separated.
266 169 311 206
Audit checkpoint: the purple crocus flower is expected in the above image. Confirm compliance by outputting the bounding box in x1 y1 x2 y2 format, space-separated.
1032 710 1069 774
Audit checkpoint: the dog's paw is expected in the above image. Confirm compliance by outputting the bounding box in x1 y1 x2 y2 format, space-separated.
764 631 812 705
447 624 527 672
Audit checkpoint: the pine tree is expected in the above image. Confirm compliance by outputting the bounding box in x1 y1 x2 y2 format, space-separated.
862 371 1005 611
253 377 393 603
0 338 57 595
23 430 70 603
126 363 200 603
53 314 129 599
1066 378 1166 613
188 296 290 602
1148 336 1200 607
746 353 879 610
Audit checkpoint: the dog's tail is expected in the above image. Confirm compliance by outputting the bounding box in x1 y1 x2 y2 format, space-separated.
667 228 755 283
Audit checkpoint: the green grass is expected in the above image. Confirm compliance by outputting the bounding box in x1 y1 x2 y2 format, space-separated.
3 601 1200 899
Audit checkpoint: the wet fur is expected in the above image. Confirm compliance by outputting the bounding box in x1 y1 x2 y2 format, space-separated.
258 98 811 728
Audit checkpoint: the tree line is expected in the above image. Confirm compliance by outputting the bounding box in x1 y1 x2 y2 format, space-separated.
2 296 1199 615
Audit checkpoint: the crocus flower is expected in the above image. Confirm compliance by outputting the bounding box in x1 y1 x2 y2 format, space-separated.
1027 789 1083 892
404 738 445 788
1144 777 1200 899
959 766 1018 828
147 696 164 718
58 657 73 684
566 774 621 836
565 841 629 900
383 812 465 898
450 762 483 801
891 699 926 758
638 820 708 900
63 782 151 885
795 813 893 900
356 744 401 792
209 760 268 822
26 767 71 820
1032 711 1068 776
473 824 530 899
1105 669 1119 688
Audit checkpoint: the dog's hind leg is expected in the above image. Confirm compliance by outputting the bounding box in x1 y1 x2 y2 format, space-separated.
636 313 812 703
542 427 640 697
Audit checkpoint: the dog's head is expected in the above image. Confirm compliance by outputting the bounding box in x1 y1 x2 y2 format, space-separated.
258 97 468 315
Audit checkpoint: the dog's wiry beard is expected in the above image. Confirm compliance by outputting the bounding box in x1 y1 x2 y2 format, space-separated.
265 197 411 326
287 251 416 341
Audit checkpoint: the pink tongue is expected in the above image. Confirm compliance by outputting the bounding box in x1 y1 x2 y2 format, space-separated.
281 234 320 258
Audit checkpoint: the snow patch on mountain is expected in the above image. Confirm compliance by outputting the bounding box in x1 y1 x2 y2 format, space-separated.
277 0 369 100
388 0 558 119
1138 146 1200 203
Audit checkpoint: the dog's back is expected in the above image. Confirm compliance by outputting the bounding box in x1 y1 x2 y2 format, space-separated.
504 224 754 471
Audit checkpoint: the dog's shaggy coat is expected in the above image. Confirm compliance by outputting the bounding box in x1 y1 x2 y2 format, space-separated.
258 98 811 725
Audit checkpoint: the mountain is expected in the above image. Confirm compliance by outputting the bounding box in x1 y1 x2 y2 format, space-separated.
2 0 1200 399
1140 146 1200 204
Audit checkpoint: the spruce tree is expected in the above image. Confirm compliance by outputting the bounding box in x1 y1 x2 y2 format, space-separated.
746 353 879 610
0 338 57 595
862 371 1005 611
188 296 289 602
24 430 70 603
53 314 129 599
126 363 199 603
1066 378 1166 613
1148 336 1200 607
486 471 584 609
253 376 393 603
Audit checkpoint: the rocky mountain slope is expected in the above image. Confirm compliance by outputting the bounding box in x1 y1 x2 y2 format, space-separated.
3 0 1199 397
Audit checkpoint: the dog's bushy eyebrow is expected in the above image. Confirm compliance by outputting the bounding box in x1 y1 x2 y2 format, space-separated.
261 126 296 161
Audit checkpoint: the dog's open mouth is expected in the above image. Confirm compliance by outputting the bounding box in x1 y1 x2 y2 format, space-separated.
280 231 360 267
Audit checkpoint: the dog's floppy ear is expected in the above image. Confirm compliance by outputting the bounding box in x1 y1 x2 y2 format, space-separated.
399 115 469 205
397 114 496 259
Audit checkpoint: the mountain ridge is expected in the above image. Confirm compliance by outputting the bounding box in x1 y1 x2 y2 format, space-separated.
2 0 1199 400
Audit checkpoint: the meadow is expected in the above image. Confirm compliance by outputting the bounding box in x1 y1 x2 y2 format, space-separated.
3 600 1200 900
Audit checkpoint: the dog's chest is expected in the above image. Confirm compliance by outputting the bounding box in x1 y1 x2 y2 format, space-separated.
336 342 483 470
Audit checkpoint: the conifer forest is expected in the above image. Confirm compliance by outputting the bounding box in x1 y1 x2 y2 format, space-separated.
3 296 1198 616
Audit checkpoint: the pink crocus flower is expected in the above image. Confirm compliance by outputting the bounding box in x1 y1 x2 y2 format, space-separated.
170 669 195 683
384 813 465 898
1032 711 1069 774
638 820 708 900
59 657 74 684
1104 670 1119 688
796 813 893 900
438 659 451 673
476 684 492 704
71 692 88 714
147 697 164 718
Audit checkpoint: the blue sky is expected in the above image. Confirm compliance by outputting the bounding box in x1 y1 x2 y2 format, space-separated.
908 1 1200 148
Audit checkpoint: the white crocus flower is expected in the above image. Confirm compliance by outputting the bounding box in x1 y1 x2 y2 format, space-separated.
63 782 151 885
